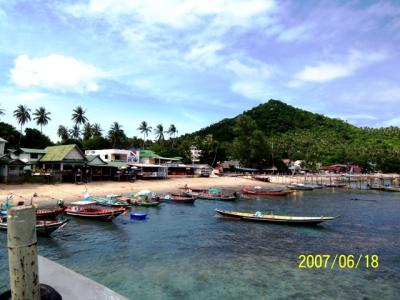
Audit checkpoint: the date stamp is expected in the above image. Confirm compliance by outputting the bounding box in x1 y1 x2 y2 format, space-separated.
298 254 379 269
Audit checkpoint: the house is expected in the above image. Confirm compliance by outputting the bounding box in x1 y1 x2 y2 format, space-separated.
9 147 47 172
86 155 137 181
85 149 140 163
0 138 26 183
39 144 87 182
139 150 180 164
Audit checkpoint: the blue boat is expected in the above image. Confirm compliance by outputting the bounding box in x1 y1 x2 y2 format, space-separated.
130 213 147 220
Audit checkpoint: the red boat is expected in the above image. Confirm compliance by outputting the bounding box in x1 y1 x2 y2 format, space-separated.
36 207 66 219
162 194 196 204
65 202 126 221
242 187 292 196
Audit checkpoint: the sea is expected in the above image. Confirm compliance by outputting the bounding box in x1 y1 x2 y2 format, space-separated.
1 188 399 299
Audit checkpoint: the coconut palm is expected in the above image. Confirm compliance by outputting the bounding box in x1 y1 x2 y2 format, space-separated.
13 104 31 143
71 106 88 126
138 121 152 148
92 123 102 136
167 124 178 139
57 125 69 142
33 107 51 133
69 124 81 139
154 124 164 142
0 108 4 119
108 122 125 148
83 122 93 140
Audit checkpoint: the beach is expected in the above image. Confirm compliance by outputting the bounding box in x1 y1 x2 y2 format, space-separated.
0 177 280 206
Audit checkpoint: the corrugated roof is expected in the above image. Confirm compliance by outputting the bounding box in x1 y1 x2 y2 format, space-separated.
86 155 108 166
40 144 84 162
18 148 47 154
139 150 180 161
106 161 129 168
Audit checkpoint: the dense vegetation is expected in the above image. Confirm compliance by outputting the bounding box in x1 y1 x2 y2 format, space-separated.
1 100 399 172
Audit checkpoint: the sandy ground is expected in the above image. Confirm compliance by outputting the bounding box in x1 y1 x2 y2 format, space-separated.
0 177 282 207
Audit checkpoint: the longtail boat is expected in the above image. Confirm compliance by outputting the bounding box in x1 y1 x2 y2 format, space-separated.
178 186 208 193
162 194 196 204
287 183 314 191
215 209 339 225
196 193 237 201
241 187 291 196
117 196 161 207
91 196 130 208
325 183 347 188
36 207 66 219
65 201 126 221
0 217 69 236
383 186 400 192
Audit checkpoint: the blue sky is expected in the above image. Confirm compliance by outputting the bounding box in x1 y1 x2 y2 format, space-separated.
0 0 399 142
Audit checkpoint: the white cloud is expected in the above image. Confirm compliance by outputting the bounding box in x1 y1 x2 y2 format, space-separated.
276 24 313 42
184 42 224 67
10 54 102 93
231 81 271 100
226 58 273 78
289 49 388 87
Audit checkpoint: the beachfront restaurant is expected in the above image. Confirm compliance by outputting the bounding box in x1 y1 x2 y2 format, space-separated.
39 144 87 183
130 163 167 179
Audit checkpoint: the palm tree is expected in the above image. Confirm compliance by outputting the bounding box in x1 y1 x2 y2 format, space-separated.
92 123 102 137
69 124 81 139
154 124 164 142
0 108 5 119
13 104 31 143
71 106 88 126
108 122 125 148
167 124 178 139
57 125 69 141
138 121 152 149
83 122 93 140
33 107 51 133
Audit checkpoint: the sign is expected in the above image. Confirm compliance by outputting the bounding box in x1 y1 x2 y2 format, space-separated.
127 150 139 163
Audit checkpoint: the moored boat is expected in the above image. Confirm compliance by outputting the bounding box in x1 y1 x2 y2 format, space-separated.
287 183 314 191
215 209 338 225
162 194 196 204
65 202 126 221
91 196 130 208
0 217 69 236
117 196 161 207
36 206 66 219
196 191 237 201
241 186 291 196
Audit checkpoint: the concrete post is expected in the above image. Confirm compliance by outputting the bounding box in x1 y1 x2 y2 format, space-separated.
7 206 40 300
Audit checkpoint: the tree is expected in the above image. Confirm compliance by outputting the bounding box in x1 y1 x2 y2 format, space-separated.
82 135 111 150
13 104 31 144
57 125 69 142
138 121 152 149
71 106 88 126
108 122 126 148
154 124 164 142
0 121 20 148
92 123 102 137
167 124 178 139
83 122 93 140
69 124 81 139
33 106 51 133
0 108 4 119
21 128 53 149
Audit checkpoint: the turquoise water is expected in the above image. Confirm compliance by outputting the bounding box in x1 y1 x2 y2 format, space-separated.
1 189 399 299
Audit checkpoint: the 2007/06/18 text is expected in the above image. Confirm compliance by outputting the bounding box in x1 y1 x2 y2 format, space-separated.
298 254 379 269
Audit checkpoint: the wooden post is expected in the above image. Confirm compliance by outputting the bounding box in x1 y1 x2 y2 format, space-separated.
7 206 40 300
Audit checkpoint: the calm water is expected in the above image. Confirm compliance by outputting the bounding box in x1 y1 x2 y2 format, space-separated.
1 189 399 299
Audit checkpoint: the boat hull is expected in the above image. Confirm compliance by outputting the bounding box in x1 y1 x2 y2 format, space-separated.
36 207 66 219
0 219 69 236
215 209 338 225
242 190 292 196
65 207 126 221
196 193 237 201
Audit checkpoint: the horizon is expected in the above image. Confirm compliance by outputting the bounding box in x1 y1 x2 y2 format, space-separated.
1 1 400 141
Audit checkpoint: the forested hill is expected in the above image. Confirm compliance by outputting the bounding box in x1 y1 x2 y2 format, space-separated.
190 100 358 142
177 99 400 172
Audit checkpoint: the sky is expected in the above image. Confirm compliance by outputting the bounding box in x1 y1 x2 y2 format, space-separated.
0 0 400 142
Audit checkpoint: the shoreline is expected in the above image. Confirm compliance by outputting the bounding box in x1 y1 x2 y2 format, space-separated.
0 177 282 206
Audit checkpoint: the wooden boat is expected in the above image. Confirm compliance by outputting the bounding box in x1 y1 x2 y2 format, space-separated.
196 193 237 201
383 186 400 192
162 194 196 204
215 209 338 225
368 184 385 191
287 183 314 191
91 196 130 208
325 183 347 188
65 203 126 221
36 207 66 219
117 196 161 207
178 186 208 193
0 217 69 236
241 187 291 196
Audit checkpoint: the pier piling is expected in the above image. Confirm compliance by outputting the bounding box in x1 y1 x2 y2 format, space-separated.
7 206 40 300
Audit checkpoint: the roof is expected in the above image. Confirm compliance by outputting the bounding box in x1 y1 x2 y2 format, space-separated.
0 154 26 165
106 161 130 168
0 137 7 143
40 144 85 162
86 155 108 166
15 147 47 154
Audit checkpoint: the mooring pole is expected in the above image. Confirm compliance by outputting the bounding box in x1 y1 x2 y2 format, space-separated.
7 206 40 300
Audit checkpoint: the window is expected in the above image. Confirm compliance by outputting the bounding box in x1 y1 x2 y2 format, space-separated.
30 153 38 159
104 154 108 159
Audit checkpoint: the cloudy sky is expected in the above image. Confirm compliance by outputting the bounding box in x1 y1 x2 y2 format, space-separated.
0 0 399 141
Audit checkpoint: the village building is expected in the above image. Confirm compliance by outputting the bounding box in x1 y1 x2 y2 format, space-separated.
0 138 26 183
9 147 47 173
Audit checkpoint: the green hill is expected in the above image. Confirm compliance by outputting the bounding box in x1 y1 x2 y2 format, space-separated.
176 100 400 172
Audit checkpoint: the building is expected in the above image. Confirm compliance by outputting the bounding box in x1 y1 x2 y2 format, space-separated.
0 138 26 183
9 147 47 172
84 149 140 163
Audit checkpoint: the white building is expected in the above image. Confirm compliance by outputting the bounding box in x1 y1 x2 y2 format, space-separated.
85 149 140 163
